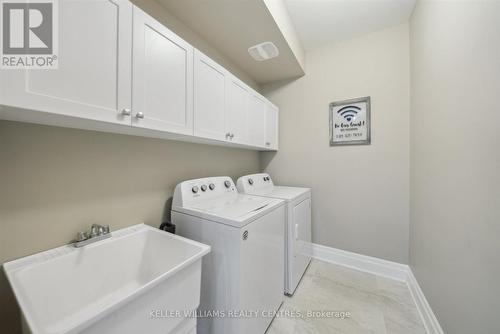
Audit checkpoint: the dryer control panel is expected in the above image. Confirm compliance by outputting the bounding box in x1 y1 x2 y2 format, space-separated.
236 173 274 195
173 176 237 207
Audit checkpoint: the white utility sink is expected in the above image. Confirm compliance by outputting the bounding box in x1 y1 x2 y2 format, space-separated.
3 224 210 334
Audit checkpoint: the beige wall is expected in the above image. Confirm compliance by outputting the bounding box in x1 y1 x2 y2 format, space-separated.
261 24 410 263
0 121 260 332
410 1 500 333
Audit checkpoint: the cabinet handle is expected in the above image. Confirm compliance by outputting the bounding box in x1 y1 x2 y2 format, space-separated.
230 133 234 139
265 142 271 146
121 108 131 116
135 111 144 119
226 132 230 139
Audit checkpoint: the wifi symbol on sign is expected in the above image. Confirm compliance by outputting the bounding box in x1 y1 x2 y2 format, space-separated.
338 105 361 122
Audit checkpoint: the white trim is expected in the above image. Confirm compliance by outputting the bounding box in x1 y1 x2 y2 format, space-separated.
308 243 409 281
406 268 445 334
307 243 444 334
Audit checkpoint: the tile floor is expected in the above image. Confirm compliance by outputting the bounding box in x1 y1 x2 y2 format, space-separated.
267 260 426 334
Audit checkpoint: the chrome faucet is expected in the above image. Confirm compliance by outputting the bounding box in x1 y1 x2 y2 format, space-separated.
73 224 111 247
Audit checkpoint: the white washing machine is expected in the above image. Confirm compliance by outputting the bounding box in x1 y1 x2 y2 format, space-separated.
237 173 311 296
171 176 285 334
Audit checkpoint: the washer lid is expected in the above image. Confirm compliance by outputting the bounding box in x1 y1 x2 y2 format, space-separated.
191 194 272 217
173 194 284 228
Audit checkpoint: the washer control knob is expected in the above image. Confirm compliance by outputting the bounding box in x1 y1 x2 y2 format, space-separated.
192 186 199 194
201 184 207 192
224 180 231 188
209 183 215 190
248 178 254 185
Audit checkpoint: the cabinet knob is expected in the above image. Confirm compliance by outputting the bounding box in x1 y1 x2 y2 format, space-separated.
230 133 234 139
226 132 230 139
265 142 271 146
135 111 144 119
121 108 131 116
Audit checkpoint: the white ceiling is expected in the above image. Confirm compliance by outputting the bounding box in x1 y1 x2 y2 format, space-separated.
285 0 416 51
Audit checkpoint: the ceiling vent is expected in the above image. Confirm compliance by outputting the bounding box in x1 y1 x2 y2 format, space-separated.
248 42 279 61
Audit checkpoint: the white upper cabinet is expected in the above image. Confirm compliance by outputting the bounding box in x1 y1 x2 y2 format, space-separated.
193 50 227 141
194 53 279 150
247 93 267 147
225 75 250 145
0 0 133 125
0 1 278 151
132 7 193 135
265 103 279 150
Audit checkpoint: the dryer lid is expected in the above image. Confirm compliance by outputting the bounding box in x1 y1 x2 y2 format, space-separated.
237 173 310 201
256 186 310 201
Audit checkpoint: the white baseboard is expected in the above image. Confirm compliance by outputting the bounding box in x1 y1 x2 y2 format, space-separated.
308 243 409 281
308 243 444 334
406 269 445 334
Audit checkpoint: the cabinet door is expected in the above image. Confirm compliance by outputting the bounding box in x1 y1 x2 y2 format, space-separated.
0 0 132 125
132 7 193 135
225 75 250 144
265 103 279 150
247 94 266 147
193 50 227 141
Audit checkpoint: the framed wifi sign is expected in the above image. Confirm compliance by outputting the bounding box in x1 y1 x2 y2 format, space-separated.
329 96 371 146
